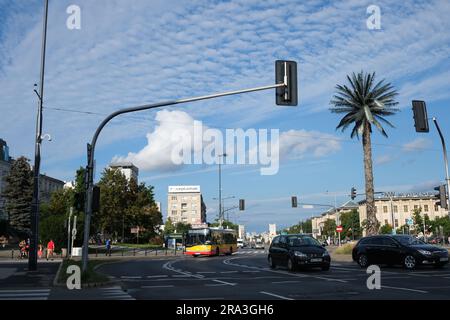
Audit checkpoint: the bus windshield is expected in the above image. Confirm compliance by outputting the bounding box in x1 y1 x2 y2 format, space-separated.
186 230 211 246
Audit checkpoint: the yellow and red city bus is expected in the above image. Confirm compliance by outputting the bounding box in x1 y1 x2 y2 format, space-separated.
185 227 237 256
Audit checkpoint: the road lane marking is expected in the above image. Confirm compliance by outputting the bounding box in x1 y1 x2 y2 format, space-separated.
213 279 236 286
260 291 293 300
141 285 174 289
381 285 428 294
146 275 169 278
120 276 142 279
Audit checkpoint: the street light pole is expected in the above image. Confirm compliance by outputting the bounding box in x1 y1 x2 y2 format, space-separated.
29 0 49 271
218 153 227 228
81 81 288 272
433 118 450 219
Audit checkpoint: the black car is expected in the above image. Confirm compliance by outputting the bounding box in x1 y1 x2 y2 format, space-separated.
268 234 331 271
352 235 449 270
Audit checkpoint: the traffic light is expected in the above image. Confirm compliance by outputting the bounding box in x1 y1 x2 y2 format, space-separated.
275 60 298 106
412 100 429 133
239 199 245 211
350 187 357 200
92 185 100 213
434 184 448 210
291 196 298 208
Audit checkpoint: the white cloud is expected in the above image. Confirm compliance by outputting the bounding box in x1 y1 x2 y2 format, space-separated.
279 130 341 160
402 137 432 152
374 154 396 165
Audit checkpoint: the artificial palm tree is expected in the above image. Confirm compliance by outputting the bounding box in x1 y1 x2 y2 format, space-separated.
330 71 399 235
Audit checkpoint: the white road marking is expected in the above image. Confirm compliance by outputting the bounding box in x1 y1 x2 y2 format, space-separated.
120 276 142 279
213 279 236 286
146 275 169 278
260 291 293 300
0 289 50 300
141 285 174 289
381 285 428 294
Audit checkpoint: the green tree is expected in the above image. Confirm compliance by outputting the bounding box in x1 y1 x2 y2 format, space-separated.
4 156 33 234
322 218 337 237
340 209 361 239
174 222 192 234
330 71 399 235
379 224 393 234
209 219 238 231
412 208 431 234
284 219 312 234
164 218 175 235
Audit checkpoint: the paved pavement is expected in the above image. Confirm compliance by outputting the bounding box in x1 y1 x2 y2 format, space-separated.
1 248 450 300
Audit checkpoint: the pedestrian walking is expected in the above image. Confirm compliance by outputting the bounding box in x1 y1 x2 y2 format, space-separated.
106 238 112 256
38 243 43 259
46 239 55 260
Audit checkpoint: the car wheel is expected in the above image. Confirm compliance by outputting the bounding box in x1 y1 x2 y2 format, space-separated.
358 254 369 268
403 255 416 270
287 257 296 272
268 255 276 269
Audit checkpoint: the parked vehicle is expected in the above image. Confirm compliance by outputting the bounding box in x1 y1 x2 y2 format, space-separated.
252 239 265 249
352 235 449 270
268 234 330 271
237 238 244 248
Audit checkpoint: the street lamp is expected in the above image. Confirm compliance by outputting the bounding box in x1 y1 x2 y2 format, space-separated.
218 153 227 228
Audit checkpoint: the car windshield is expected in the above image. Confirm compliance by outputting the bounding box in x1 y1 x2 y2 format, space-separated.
393 235 425 246
287 235 320 246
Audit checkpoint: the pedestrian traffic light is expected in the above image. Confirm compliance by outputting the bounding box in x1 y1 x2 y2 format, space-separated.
239 199 245 211
412 100 429 133
276 60 298 106
92 185 100 213
291 196 298 208
434 184 448 210
351 187 357 200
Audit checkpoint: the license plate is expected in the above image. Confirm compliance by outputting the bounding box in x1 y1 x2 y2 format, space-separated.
310 258 322 262
440 257 448 262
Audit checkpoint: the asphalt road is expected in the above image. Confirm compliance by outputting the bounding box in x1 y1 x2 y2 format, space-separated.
1 249 450 300
94 249 450 300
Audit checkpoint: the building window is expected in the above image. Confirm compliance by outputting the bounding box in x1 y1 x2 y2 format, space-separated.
405 218 408 225
171 204 177 209
403 205 408 212
435 204 439 211
383 206 388 213
181 203 187 209
414 205 418 210
171 210 177 215
384 219 388 225
395 219 398 227
424 205 429 212
171 196 177 201
393 205 398 213
191 210 197 215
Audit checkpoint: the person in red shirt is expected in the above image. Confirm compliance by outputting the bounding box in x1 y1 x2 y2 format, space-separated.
46 239 55 260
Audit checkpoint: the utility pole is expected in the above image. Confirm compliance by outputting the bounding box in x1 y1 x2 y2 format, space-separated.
29 0 49 271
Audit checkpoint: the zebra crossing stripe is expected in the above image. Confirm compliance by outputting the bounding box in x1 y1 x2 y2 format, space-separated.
0 289 50 300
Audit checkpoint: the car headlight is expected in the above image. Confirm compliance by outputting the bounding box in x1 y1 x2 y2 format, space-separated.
322 251 330 257
418 249 432 256
294 251 307 258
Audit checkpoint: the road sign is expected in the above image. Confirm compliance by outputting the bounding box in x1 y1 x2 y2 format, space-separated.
336 226 343 233
406 218 414 226
131 227 139 234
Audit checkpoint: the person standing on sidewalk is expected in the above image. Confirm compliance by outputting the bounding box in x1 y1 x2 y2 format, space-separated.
46 239 55 260
105 238 112 256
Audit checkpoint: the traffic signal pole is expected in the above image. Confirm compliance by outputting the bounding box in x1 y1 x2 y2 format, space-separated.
432 118 450 218
82 68 294 272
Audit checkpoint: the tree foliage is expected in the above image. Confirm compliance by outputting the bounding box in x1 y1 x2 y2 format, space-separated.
322 218 337 237
339 209 361 239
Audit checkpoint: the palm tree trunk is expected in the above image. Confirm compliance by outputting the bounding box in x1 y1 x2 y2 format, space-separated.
362 123 379 235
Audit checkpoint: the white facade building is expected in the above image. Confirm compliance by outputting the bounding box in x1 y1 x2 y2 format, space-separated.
109 162 139 182
167 186 206 228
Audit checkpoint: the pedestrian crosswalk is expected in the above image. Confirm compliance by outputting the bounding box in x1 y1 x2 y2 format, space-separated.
99 286 135 300
0 288 51 300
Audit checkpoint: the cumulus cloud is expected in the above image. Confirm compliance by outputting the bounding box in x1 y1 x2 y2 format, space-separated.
374 154 396 166
114 111 342 172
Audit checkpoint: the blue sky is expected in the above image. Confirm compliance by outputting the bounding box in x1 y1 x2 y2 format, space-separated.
1 0 450 232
